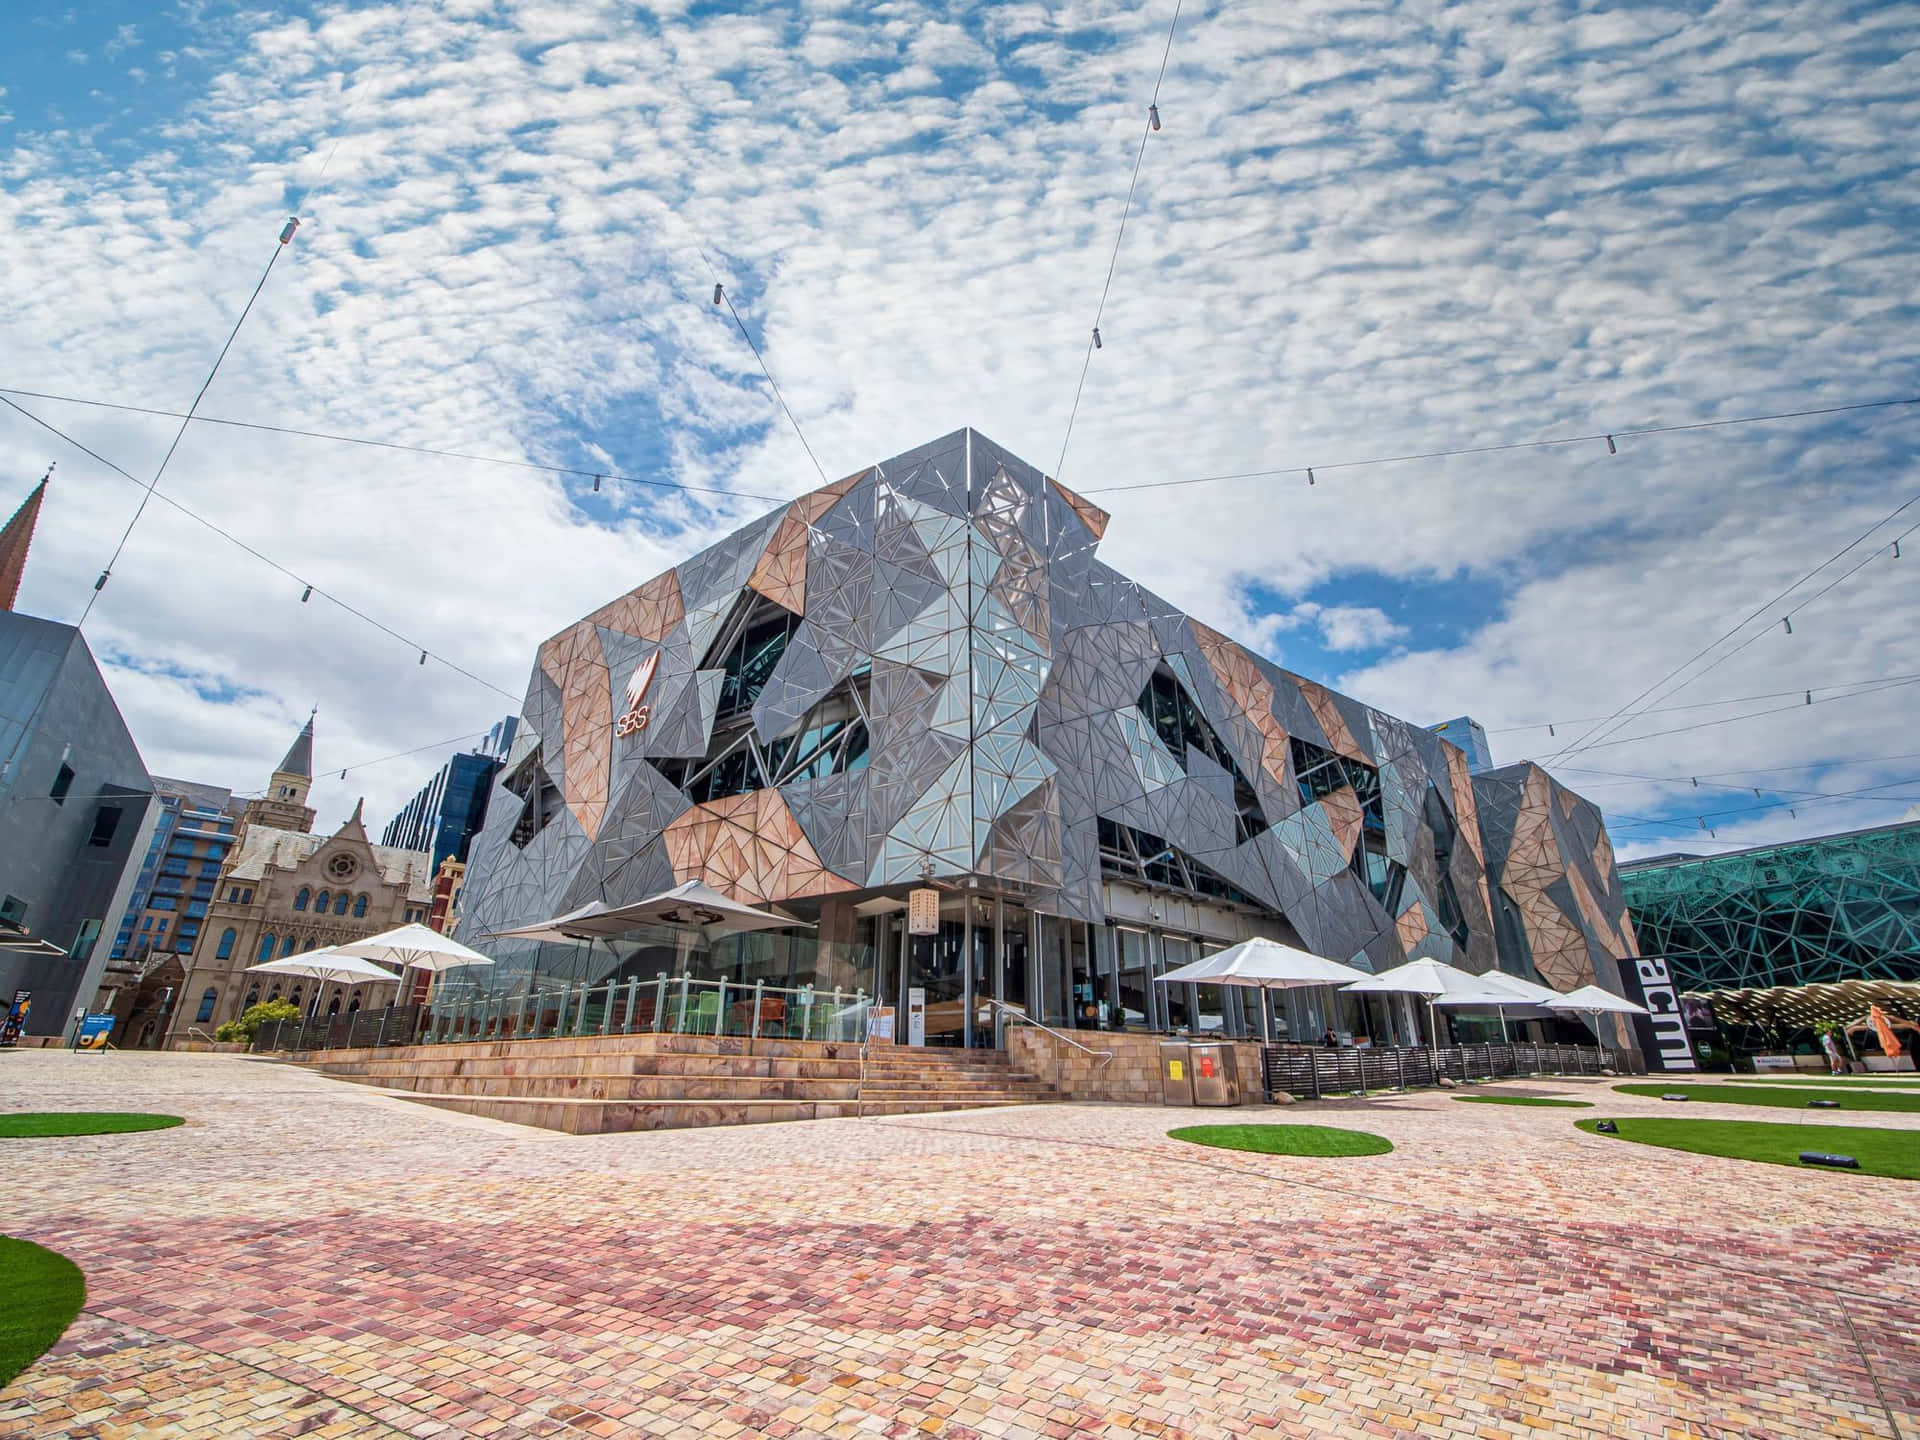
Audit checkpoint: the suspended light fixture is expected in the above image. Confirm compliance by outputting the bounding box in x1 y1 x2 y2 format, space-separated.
1691 777 1699 788
340 769 347 781
1307 468 1315 486
592 474 602 492
1092 326 1102 349
1896 540 1903 559
300 585 312 603
418 650 427 666
280 216 300 245
712 283 724 305
1548 723 1555 736
1753 788 1763 799
1605 435 1616 455
1805 690 1812 705
93 571 109 592
1781 616 1792 634
1149 103 1161 132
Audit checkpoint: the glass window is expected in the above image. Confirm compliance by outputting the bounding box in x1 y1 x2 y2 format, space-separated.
215 928 236 960
314 890 330 913
294 888 310 911
195 988 218 1023
1135 670 1268 843
245 986 259 1008
333 892 349 915
88 806 123 848
353 894 367 918
50 762 75 804
281 935 296 957
258 933 277 961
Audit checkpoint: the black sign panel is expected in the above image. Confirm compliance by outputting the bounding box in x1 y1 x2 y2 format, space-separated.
1615 956 1698 1072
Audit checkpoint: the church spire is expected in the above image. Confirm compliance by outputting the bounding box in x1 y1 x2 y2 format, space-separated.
278 709 315 780
0 468 51 613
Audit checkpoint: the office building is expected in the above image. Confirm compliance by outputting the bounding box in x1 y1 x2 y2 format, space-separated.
381 717 517 869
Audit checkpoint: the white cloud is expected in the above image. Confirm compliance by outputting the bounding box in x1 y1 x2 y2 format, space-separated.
0 0 1914 859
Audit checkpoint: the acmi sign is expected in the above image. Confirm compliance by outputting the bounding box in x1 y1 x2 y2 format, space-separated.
1624 955 1698 1072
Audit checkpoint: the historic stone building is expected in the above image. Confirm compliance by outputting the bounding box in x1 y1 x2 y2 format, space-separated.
164 720 435 1042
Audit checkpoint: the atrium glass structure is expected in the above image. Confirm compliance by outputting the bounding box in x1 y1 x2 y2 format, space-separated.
459 429 1642 1048
1620 820 1920 992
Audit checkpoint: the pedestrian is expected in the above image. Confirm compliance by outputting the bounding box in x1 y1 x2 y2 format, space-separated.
1820 1029 1844 1076
1321 1028 1338 1049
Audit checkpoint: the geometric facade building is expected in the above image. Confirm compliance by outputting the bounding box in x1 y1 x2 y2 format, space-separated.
1473 762 1643 993
459 428 1640 1048
1620 819 1920 993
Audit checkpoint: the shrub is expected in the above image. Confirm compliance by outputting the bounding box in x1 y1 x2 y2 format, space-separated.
214 999 301 1044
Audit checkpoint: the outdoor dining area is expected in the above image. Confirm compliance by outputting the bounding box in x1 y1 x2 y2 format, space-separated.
1153 937 1650 1098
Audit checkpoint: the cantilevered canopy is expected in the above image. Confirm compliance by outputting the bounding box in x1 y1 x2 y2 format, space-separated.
1690 978 1920 1032
1155 938 1374 989
488 881 810 945
330 923 494 974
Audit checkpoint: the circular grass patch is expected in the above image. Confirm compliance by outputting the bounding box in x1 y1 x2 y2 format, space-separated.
0 1236 85 1387
0 1113 184 1139
1453 1094 1592 1108
1577 1117 1920 1181
1169 1123 1393 1157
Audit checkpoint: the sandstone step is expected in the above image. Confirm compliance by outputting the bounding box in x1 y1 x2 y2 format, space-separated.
390 1074 863 1103
399 1094 865 1135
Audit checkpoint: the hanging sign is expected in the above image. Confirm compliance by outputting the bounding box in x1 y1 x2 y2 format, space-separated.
613 651 661 738
907 888 940 936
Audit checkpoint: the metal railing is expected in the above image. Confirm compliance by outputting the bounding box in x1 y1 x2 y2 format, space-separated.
985 998 1114 1066
254 1005 423 1055
421 974 867 1047
1262 1041 1624 1099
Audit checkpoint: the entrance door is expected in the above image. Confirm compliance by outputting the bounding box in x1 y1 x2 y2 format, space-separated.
1114 927 1151 1030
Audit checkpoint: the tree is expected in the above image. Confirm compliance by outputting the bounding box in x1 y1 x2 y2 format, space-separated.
214 999 300 1045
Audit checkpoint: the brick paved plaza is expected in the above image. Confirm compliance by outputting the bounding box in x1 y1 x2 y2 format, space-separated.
2 1052 1915 1439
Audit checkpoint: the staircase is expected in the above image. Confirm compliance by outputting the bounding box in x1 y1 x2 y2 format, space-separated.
281 1032 1058 1135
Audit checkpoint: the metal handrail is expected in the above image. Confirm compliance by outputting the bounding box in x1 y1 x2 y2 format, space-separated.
983 998 1114 1066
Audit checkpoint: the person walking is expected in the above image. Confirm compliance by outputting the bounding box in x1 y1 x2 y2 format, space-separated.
1820 1028 1845 1076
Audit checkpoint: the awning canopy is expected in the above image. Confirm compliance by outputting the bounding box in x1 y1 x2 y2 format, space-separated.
1687 978 1920 1032
329 922 494 974
488 881 811 944
1343 957 1508 1000
1155 938 1374 989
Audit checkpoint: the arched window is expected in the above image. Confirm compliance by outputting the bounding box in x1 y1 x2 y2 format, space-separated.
294 888 310 911
215 928 236 960
195 988 218 1023
244 986 259 1009
290 987 303 1009
347 997 361 1014
333 891 349 915
315 889 330 913
268 986 281 1002
257 933 277 962
281 935 296 956
301 937 317 951
326 995 341 1016
353 893 368 918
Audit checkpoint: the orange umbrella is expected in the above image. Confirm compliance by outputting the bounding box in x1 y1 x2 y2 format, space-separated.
1869 1004 1905 1058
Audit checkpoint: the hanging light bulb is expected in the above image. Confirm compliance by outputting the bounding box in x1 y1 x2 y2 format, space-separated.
300 585 312 603
593 474 602 493
93 570 110 592
1805 690 1812 705
1753 788 1763 799
1092 326 1102 349
1781 616 1792 634
712 283 724 305
1149 103 1161 132
280 216 300 245
1691 777 1699 788
1790 808 1798 818
1307 468 1315 486
1605 435 1616 455
1548 723 1555 736
1896 540 1903 559
1697 817 1708 830
340 769 347 781
418 650 427 666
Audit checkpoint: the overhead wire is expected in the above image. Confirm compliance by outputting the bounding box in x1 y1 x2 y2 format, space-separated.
702 254 831 488
1078 393 1920 495
0 386 787 504
1483 669 1920 735
1053 0 1184 485
0 396 522 703
1538 485 1920 766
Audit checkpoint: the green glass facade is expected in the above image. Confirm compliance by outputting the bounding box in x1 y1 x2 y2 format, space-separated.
1619 821 1920 992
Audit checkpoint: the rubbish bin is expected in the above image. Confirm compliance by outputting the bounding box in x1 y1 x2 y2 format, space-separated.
1188 1041 1241 1106
1159 1040 1195 1106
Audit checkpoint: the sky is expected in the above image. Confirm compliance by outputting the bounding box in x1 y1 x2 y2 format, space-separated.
1 0 1917 863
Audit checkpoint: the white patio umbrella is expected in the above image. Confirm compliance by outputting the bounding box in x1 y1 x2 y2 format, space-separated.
247 949 404 1016
1432 968 1562 1042
1155 938 1373 1042
1343 957 1515 1049
489 881 810 945
330 923 494 1002
1545 983 1648 1059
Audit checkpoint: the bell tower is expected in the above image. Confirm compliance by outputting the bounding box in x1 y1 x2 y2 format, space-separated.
242 711 319 836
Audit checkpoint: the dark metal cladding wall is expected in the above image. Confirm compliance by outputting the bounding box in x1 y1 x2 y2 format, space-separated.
459 427 1627 979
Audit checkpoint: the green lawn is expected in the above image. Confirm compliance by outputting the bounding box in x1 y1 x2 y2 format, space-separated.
0 1113 184 1138
1453 1094 1592 1108
0 1237 85 1387
1169 1124 1393 1157
1726 1075 1920 1088
1613 1083 1920 1113
1576 1118 1920 1181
